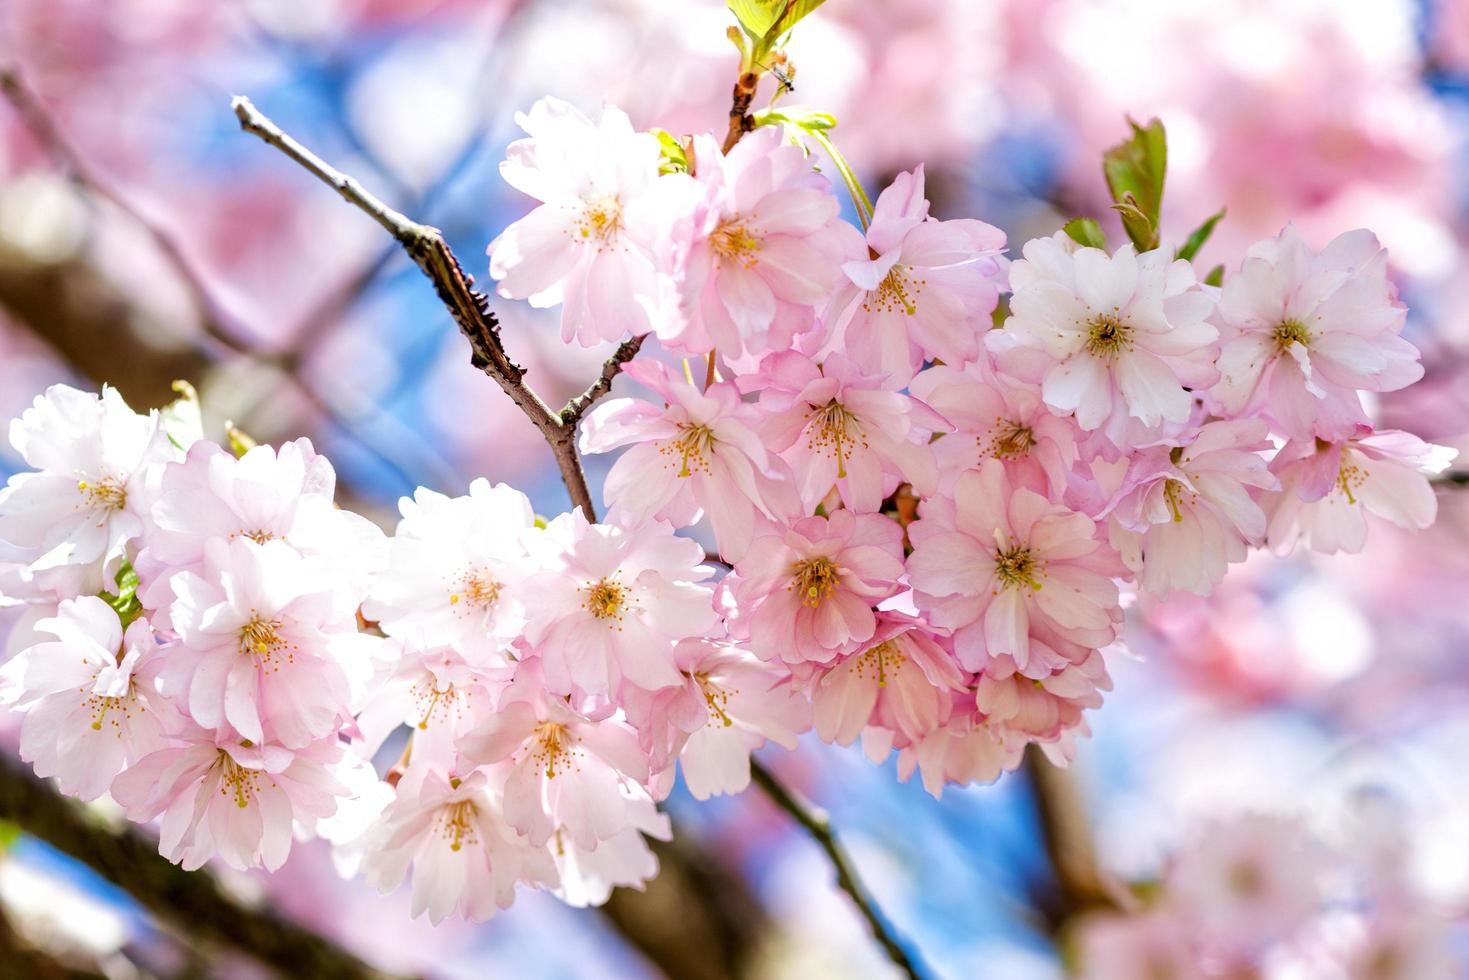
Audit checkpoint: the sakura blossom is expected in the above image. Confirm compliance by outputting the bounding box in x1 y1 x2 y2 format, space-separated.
1211 226 1422 440
1000 234 1219 437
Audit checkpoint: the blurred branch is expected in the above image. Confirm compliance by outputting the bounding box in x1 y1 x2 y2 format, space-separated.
232 96 631 517
1434 470 1469 486
1023 746 1134 931
0 63 459 491
0 901 110 980
0 753 401 980
749 760 927 980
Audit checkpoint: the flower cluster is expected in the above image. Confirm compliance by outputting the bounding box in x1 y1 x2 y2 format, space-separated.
1076 812 1460 979
0 83 1451 925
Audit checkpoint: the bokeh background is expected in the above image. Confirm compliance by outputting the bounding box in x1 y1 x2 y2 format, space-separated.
1 0 1468 977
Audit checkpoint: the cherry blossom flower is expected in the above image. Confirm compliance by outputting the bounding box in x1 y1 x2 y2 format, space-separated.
745 350 941 513
895 704 1027 798
814 165 1007 384
811 612 966 749
550 783 671 907
463 669 653 852
1265 427 1455 554
161 538 366 748
362 480 536 666
580 359 799 562
353 646 501 767
999 234 1219 436
358 769 555 925
728 510 906 667
1211 226 1421 440
11 597 172 801
1075 911 1196 980
0 384 174 595
907 460 1125 672
909 361 1080 500
625 637 810 799
488 97 675 347
112 726 349 872
138 438 383 623
974 648 1110 743
660 126 849 361
1104 419 1279 596
520 512 716 698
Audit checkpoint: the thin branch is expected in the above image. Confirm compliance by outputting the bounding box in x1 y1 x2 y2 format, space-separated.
0 753 402 980
748 760 927 980
232 95 635 518
1434 470 1469 486
0 64 459 491
722 70 760 154
559 335 646 422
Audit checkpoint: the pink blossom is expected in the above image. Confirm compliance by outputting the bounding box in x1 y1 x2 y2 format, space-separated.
161 538 366 748
358 769 554 925
999 234 1219 436
551 787 671 907
909 361 1080 500
907 460 1125 672
811 612 966 749
139 437 383 623
580 359 799 562
463 667 653 852
728 510 906 667
521 511 716 698
353 647 501 767
1265 427 1454 554
11 597 173 800
112 726 348 871
625 638 810 799
1075 911 1196 980
815 165 1007 385
488 97 675 347
1211 226 1421 440
746 350 941 513
660 126 848 360
894 704 1026 797
974 648 1110 742
0 384 175 595
361 480 536 666
1104 419 1279 596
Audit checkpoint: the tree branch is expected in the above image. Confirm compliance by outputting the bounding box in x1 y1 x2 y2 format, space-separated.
0 754 401 980
749 760 927 980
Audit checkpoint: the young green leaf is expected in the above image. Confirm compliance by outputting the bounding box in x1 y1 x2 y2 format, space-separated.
651 128 690 174
100 560 144 629
1176 208 1225 263
727 0 783 41
1204 264 1225 287
1102 117 1167 251
1062 217 1107 250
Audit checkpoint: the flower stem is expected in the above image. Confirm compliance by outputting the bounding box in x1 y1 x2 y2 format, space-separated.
749 759 928 979
807 128 873 229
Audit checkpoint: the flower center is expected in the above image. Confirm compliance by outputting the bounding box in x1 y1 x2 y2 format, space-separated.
1163 479 1193 523
660 423 714 478
854 640 906 687
985 419 1036 460
791 556 840 607
86 684 138 732
584 577 628 621
993 541 1042 591
1227 859 1265 898
806 399 868 479
239 617 290 662
865 266 921 316
1084 314 1133 356
1336 459 1366 505
710 218 761 267
436 799 479 853
528 721 575 779
215 751 261 809
1273 318 1312 352
450 569 502 611
692 673 735 727
412 678 464 731
76 477 126 511
578 195 623 243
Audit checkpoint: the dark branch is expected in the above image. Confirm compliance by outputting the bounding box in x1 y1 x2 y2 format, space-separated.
0 753 402 980
560 335 646 423
749 760 928 979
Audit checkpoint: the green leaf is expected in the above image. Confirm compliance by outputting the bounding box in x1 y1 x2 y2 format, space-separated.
1102 117 1167 251
226 422 257 459
650 128 690 174
1204 264 1225 287
768 0 826 39
1062 217 1107 250
752 105 836 132
1176 208 1225 262
99 560 143 630
727 0 782 40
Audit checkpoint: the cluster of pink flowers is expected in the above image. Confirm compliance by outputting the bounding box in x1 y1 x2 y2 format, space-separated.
1077 812 1460 979
0 86 1452 924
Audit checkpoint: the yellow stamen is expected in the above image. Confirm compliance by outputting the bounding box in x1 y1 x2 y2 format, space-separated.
791 556 840 607
659 423 715 478
806 400 868 479
1084 314 1133 356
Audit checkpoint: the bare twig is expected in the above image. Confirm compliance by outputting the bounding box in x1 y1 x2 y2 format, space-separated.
232 96 633 517
749 760 927 979
0 754 402 980
722 70 761 153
